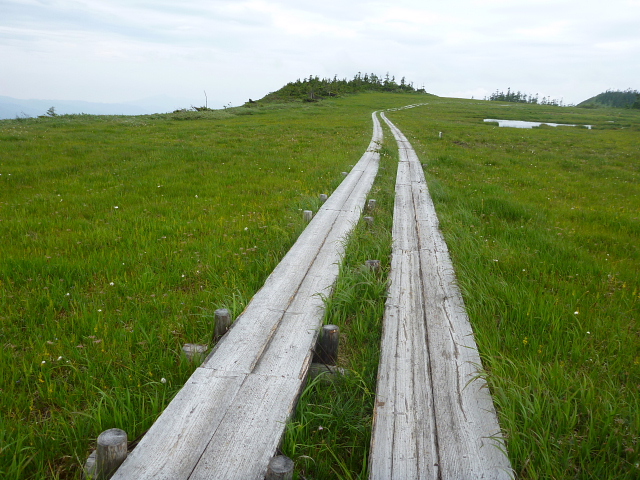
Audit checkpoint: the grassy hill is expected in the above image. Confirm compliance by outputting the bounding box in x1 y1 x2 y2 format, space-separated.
1 93 639 479
578 89 640 108
254 73 429 104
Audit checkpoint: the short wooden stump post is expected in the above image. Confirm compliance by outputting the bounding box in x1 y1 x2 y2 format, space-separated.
319 193 328 203
266 455 294 480
367 199 377 211
303 210 313 222
214 308 232 341
96 428 127 480
313 324 339 365
182 344 208 363
364 216 374 226
341 171 348 176
365 259 381 272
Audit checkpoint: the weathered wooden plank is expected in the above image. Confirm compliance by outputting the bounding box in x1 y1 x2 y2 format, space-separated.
201 114 381 376
370 188 438 479
111 368 246 480
369 112 512 480
189 374 302 480
112 111 383 480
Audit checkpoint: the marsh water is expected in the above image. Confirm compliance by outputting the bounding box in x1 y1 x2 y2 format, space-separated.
484 119 592 129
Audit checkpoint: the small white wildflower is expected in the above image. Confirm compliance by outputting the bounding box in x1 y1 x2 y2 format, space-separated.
98 309 102 312
110 282 115 286
114 206 119 209
41 360 46 364
195 195 198 198
66 292 70 296
318 426 324 431
574 311 579 315
57 356 63 361
244 227 248 231
586 331 591 335
161 378 167 384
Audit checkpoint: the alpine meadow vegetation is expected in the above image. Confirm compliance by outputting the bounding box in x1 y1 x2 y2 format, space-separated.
1 89 638 479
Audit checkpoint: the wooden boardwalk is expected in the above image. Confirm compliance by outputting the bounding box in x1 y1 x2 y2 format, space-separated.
109 108 511 480
111 113 383 480
368 112 512 479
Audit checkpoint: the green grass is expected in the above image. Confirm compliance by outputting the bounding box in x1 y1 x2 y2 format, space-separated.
0 93 424 479
385 99 640 479
2 92 638 479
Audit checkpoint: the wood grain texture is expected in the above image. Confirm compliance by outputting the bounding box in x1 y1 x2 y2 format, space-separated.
369 111 512 480
112 112 383 480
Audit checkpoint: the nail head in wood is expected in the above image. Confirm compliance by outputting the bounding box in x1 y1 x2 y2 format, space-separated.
96 428 127 480
319 193 328 203
214 308 232 340
303 210 313 222
182 343 208 363
364 216 374 226
366 259 381 272
265 455 294 480
313 324 339 365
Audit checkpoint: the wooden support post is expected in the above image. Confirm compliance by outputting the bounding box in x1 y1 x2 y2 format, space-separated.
364 216 374 226
83 450 97 479
266 455 294 480
182 344 208 363
303 210 313 222
319 193 328 203
365 259 381 272
96 428 127 480
341 171 348 176
308 363 346 381
214 308 232 341
367 199 377 211
313 324 339 365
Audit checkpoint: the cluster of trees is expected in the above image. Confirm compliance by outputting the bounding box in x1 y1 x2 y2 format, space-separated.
577 89 640 109
486 88 565 106
589 89 640 108
259 73 426 103
595 88 640 108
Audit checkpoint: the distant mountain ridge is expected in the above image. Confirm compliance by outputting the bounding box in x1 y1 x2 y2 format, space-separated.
0 95 219 119
578 89 640 108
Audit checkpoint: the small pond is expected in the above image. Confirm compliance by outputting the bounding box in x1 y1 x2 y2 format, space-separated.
484 119 592 129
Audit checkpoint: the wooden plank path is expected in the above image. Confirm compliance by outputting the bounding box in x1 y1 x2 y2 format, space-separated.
368 111 513 479
111 112 383 480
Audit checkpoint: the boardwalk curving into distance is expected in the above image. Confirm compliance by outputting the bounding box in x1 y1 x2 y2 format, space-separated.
111 113 382 480
368 111 513 479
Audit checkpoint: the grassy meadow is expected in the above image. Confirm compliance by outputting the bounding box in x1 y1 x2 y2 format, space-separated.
0 95 413 479
1 92 639 479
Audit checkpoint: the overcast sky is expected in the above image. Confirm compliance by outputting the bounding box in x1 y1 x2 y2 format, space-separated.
1 0 639 110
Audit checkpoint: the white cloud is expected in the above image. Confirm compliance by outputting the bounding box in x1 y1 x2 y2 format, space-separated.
0 0 639 107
